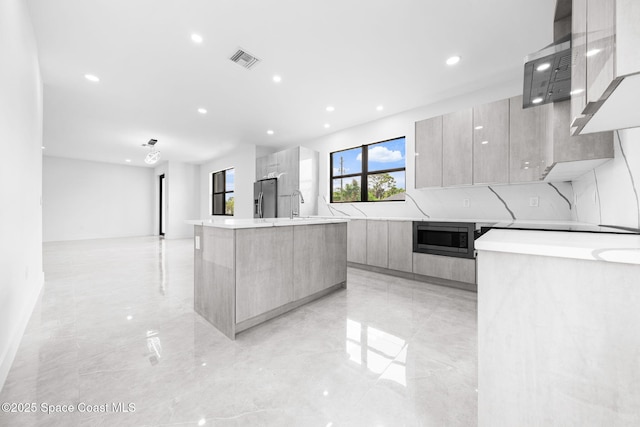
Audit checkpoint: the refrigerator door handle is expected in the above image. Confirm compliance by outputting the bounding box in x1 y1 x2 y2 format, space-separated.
258 191 263 218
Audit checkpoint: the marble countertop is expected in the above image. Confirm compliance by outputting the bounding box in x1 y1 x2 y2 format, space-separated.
186 217 349 229
476 228 640 265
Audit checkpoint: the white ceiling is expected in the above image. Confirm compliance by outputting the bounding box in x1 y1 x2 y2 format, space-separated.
27 0 555 167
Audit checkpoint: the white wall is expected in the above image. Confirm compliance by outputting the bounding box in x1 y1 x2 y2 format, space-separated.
300 84 575 222
199 145 257 219
573 127 640 229
153 161 199 239
0 0 44 390
43 157 155 242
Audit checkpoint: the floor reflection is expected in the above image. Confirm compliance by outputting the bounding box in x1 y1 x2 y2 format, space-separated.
158 238 166 295
346 318 407 386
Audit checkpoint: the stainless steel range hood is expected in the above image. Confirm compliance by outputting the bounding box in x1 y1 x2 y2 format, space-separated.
522 0 572 109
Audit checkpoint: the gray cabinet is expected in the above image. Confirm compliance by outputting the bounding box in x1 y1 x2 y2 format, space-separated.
388 221 413 273
293 223 347 300
571 0 640 134
442 108 473 187
473 99 509 184
235 227 293 323
412 252 476 285
276 147 301 218
509 95 552 183
366 220 388 268
415 116 443 188
347 219 367 264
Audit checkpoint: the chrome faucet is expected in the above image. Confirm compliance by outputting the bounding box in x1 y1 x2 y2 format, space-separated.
289 190 305 219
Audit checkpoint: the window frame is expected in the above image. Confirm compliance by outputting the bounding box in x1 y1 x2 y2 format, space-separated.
211 167 234 216
330 136 406 203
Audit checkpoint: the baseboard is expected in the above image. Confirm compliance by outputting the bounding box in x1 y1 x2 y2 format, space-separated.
0 272 44 392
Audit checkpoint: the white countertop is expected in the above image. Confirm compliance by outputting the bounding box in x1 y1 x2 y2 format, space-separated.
187 217 349 229
476 229 640 265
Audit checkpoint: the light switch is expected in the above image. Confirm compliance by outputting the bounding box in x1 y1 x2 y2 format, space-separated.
463 199 470 208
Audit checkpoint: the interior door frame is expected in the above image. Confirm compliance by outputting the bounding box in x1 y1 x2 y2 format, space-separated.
159 173 165 236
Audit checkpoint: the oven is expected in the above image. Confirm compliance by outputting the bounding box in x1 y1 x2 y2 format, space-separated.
413 221 476 259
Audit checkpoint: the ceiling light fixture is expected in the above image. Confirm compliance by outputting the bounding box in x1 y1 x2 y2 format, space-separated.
41 146 45 149
446 55 461 66
376 105 384 111
326 106 335 112
144 139 160 165
266 130 274 135
197 108 207 114
474 125 483 130
536 63 551 71
324 123 330 129
272 75 282 83
125 159 131 163
191 34 203 44
84 74 100 82
532 97 544 104
481 140 489 145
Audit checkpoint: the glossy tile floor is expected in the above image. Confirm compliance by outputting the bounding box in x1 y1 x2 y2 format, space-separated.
0 237 477 427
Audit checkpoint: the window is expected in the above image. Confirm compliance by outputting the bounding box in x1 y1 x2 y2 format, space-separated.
211 168 234 215
330 137 406 202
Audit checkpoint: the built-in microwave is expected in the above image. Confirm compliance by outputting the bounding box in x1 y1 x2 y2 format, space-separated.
413 221 476 259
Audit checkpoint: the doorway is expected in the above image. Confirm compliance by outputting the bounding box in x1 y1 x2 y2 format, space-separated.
159 174 166 236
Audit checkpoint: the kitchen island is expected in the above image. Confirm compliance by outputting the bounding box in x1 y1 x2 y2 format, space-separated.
476 228 640 426
189 218 348 339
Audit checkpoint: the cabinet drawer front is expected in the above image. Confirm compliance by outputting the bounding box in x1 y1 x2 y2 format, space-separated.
412 252 476 284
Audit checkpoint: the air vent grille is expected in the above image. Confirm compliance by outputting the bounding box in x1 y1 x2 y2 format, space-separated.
230 49 260 69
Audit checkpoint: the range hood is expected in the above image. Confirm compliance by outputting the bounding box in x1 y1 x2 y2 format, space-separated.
522 0 572 109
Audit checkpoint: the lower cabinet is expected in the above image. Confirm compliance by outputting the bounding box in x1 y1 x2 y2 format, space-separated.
388 221 413 273
235 227 294 323
293 224 347 300
347 219 367 264
412 252 476 285
366 220 388 268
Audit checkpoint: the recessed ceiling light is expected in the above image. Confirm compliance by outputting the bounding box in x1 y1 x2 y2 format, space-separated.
536 63 551 71
266 130 274 135
326 106 335 112
197 108 207 114
532 97 544 104
198 419 206 426
41 146 45 149
481 140 489 145
126 315 132 320
191 34 203 44
376 105 384 111
84 74 100 82
446 55 461 66
474 125 483 130
586 49 600 57
570 88 584 95
272 75 282 83
125 159 131 163
324 123 330 129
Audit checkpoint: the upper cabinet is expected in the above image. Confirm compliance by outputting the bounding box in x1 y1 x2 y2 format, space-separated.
415 116 443 188
509 95 552 184
473 99 509 185
442 109 473 187
414 96 613 188
571 0 640 135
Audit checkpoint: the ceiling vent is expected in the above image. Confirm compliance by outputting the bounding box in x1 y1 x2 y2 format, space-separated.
229 49 260 69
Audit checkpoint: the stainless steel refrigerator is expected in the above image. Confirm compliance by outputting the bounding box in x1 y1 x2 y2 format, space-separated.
253 178 277 218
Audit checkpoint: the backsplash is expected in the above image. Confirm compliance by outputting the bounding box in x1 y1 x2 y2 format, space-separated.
573 127 640 230
318 181 575 222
